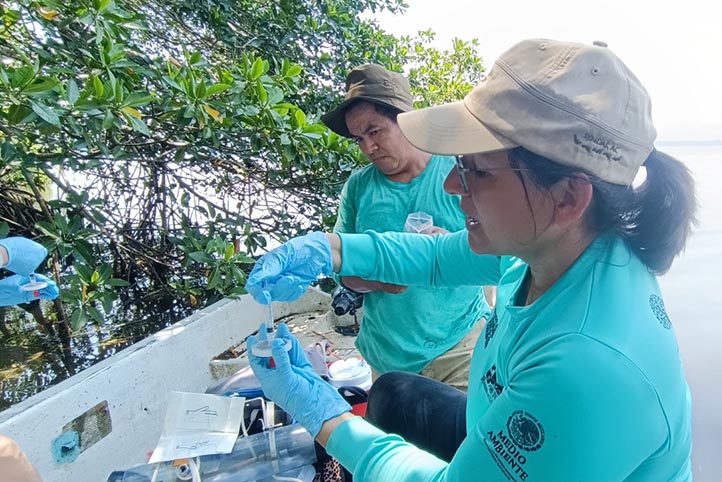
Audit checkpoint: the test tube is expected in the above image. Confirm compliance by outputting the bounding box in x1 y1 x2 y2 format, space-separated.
251 294 291 358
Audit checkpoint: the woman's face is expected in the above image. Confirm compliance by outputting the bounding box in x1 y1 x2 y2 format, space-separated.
444 150 556 256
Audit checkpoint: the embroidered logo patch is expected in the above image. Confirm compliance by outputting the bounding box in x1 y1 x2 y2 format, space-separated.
573 133 623 162
484 311 498 348
649 294 672 329
507 410 545 452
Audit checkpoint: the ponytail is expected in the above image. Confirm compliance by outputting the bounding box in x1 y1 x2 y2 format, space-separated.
512 147 697 274
624 150 697 274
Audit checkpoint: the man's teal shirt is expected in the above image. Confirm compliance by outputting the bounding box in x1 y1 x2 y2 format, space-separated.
327 231 692 482
333 155 489 373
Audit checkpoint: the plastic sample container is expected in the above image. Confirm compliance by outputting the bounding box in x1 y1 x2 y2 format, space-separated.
107 423 316 482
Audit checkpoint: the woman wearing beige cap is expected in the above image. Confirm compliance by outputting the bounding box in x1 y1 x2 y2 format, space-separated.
245 38 694 481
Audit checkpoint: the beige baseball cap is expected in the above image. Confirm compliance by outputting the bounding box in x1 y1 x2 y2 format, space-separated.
322 64 414 138
397 39 657 185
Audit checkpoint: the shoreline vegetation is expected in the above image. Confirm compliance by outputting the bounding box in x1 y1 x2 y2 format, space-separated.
0 0 487 408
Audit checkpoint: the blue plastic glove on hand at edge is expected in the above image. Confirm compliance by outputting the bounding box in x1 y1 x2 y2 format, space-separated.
0 274 60 307
248 323 351 438
0 237 48 276
245 232 333 304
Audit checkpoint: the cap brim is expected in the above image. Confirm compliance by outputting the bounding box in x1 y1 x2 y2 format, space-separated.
322 97 412 138
321 98 356 138
397 100 517 155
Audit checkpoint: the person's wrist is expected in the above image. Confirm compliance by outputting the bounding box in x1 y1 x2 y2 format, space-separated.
316 412 356 447
0 245 7 268
326 233 342 272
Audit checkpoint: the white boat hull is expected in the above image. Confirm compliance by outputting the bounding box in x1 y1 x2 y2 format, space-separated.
0 289 331 482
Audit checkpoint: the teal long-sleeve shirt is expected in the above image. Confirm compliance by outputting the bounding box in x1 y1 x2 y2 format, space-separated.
327 231 692 482
333 156 489 373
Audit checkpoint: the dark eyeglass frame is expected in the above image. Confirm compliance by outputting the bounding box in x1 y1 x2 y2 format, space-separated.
454 155 530 193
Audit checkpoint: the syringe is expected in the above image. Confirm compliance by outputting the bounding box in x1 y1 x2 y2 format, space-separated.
264 303 275 343
21 272 48 296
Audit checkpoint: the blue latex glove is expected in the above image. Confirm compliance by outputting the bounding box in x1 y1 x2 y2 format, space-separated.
0 274 60 307
248 323 351 437
245 232 333 304
0 237 48 276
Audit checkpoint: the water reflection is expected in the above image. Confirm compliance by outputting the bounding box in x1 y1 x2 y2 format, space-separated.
0 292 193 411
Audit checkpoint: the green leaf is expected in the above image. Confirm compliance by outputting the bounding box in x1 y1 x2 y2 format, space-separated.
233 254 256 264
70 309 87 331
35 220 60 238
127 115 151 136
285 65 302 78
102 109 115 129
228 286 247 297
206 83 231 97
229 264 246 282
257 83 267 103
267 86 283 106
12 66 35 88
162 75 182 91
76 264 94 284
250 58 265 80
206 268 221 290
23 78 58 95
7 104 35 125
87 306 105 324
93 76 104 97
67 79 80 105
29 101 60 126
224 243 234 262
97 0 114 14
294 109 306 126
195 81 206 99
98 263 112 281
189 251 213 263
122 92 154 107
74 241 95 264
101 293 115 313
107 278 130 287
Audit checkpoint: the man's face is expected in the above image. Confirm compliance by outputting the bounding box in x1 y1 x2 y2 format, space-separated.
344 102 417 178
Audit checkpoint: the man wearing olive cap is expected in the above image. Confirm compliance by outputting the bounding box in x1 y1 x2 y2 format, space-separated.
323 64 491 390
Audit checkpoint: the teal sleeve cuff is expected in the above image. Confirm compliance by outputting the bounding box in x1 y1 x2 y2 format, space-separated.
326 417 385 473
337 233 378 279
326 416 448 480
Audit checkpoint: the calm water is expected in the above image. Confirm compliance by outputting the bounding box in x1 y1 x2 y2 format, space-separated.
655 142 722 480
0 293 192 411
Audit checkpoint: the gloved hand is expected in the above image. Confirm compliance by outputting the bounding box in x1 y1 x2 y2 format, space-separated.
245 232 333 304
248 323 351 437
0 237 48 276
0 274 60 307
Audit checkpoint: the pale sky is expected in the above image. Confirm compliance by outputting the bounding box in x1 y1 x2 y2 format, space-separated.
374 0 722 142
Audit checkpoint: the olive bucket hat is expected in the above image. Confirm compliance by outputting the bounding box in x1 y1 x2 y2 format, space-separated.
321 64 414 138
